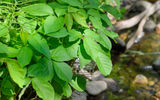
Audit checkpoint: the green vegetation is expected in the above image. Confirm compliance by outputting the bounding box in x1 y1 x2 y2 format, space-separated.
0 0 121 99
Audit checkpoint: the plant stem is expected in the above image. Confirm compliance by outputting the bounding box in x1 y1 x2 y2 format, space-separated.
18 81 31 100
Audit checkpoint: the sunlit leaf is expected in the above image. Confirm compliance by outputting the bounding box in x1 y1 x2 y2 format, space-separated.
23 3 53 16
32 78 55 100
17 46 33 67
28 34 51 59
44 16 65 34
7 59 26 88
53 61 72 82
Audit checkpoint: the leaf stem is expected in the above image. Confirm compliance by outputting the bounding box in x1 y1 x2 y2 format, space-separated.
18 80 31 100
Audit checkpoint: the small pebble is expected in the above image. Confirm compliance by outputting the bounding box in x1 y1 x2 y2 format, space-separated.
133 74 148 85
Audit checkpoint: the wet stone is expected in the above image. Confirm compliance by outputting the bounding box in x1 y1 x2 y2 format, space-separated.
140 65 153 72
102 78 120 92
133 74 148 85
153 56 160 71
156 91 160 98
91 71 105 81
136 91 152 100
86 81 107 95
70 90 87 100
144 19 156 32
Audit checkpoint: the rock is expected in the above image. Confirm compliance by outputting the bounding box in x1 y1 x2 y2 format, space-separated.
148 81 155 86
87 91 109 100
73 58 80 69
144 19 156 32
102 78 120 92
79 69 92 80
136 91 152 100
91 71 105 81
86 81 107 95
84 61 97 72
156 91 160 98
155 23 160 34
133 74 148 85
140 65 153 72
70 90 87 100
126 97 136 100
153 56 160 71
155 10 160 22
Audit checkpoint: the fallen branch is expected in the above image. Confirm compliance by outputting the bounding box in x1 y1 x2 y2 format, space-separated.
115 1 152 30
127 0 160 49
114 0 160 49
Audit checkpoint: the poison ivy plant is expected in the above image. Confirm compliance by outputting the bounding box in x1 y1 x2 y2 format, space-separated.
0 0 120 99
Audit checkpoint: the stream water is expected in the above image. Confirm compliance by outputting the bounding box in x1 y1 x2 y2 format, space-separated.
107 32 160 100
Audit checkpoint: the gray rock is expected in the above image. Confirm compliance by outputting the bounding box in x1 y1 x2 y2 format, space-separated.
86 81 107 95
156 91 160 98
144 19 156 32
70 90 87 100
136 91 152 100
84 61 97 71
91 71 105 81
133 74 148 85
153 56 160 71
140 65 153 72
102 78 120 92
155 10 160 22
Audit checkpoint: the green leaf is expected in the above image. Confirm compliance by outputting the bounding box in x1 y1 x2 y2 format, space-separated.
69 29 83 41
70 76 86 91
28 57 54 81
99 32 112 50
44 16 65 34
55 8 67 16
20 30 28 45
115 0 120 8
52 80 63 100
28 34 51 59
72 13 88 28
88 9 100 18
7 59 26 88
83 37 112 76
68 6 79 13
1 79 15 95
101 4 121 18
83 37 101 60
96 52 112 76
89 16 103 29
61 0 83 8
63 83 72 97
22 3 53 16
101 14 113 28
85 0 99 9
53 61 73 82
0 42 8 54
48 2 67 9
78 44 91 68
84 29 112 50
53 75 72 98
0 23 9 37
51 41 79 61
18 16 37 34
98 29 118 39
7 47 19 58
78 9 88 19
32 78 55 100
17 46 33 67
64 13 73 31
47 28 69 38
